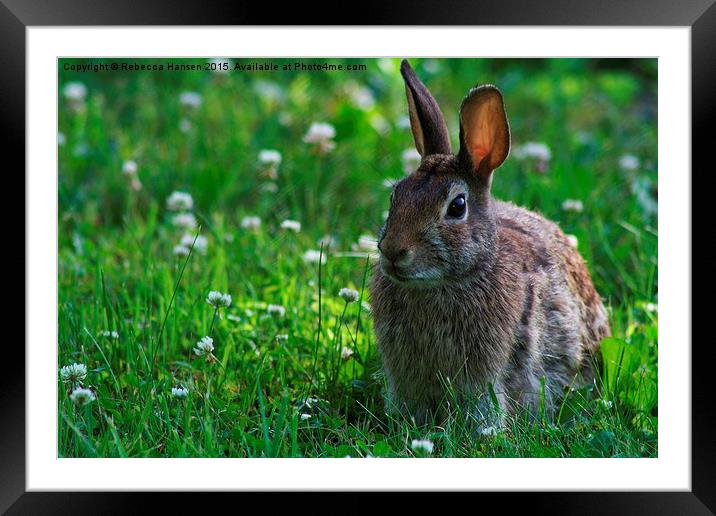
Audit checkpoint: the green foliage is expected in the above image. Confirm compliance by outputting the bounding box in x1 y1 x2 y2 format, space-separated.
58 58 657 458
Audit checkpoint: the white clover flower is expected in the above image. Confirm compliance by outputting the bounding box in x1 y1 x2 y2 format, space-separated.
193 235 208 254
70 387 96 406
258 149 282 167
100 330 119 339
298 396 328 411
173 245 191 257
304 122 336 142
303 122 336 154
241 216 262 230
57 132 66 146
180 233 207 255
561 199 584 213
410 439 434 454
122 160 138 176
619 154 640 171
401 148 422 174
318 235 337 249
267 304 286 318
179 233 196 246
193 336 214 356
566 234 579 248
207 290 232 308
345 82 375 110
258 150 282 180
341 346 354 361
60 363 88 386
171 386 189 398
479 426 497 437
171 212 197 230
512 142 552 162
357 234 378 253
179 118 192 133
63 82 88 102
166 191 194 211
254 80 284 103
280 219 301 232
645 302 658 313
275 334 289 343
179 91 203 108
303 249 327 264
339 288 359 304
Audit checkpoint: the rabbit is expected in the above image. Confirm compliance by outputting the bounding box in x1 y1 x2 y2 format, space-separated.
370 60 610 429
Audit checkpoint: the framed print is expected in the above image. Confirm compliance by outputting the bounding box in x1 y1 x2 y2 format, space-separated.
5 0 712 511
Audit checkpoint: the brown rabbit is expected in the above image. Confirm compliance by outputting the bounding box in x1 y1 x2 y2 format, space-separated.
370 60 610 429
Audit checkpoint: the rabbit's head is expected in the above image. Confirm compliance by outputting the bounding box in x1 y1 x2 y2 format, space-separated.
378 60 510 287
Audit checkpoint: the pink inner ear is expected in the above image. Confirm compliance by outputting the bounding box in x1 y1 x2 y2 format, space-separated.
470 143 490 170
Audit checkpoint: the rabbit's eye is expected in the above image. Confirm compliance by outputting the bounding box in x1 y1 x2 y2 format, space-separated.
447 194 467 219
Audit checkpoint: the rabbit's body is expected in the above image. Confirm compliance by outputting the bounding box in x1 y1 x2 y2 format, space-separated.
372 192 609 424
371 62 610 427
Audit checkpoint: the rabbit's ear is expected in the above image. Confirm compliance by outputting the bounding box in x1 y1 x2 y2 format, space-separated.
458 85 510 181
400 59 452 157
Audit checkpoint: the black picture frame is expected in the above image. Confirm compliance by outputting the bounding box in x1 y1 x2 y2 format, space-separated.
4 0 711 512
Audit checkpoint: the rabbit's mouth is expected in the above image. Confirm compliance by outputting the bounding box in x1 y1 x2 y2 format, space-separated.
381 262 413 283
389 271 422 283
381 262 444 288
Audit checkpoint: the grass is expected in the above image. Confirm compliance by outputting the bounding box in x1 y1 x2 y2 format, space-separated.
58 57 658 458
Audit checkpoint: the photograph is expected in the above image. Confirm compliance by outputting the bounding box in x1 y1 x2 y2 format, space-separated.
57 56 658 459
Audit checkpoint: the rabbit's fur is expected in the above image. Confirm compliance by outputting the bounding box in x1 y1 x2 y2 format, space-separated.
370 60 610 427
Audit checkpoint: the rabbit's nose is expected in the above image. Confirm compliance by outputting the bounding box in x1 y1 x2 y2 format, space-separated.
381 244 414 268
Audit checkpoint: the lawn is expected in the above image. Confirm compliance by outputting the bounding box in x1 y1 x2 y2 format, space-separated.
58 57 658 458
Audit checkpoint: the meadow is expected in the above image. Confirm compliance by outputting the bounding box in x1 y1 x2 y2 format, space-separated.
58 58 658 458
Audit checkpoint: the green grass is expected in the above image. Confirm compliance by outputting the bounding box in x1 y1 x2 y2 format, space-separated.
58 57 658 458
